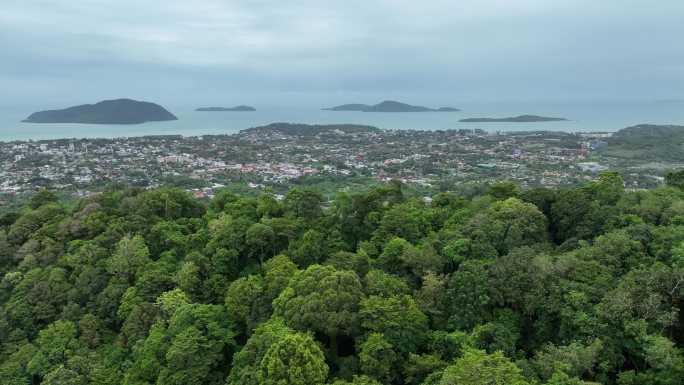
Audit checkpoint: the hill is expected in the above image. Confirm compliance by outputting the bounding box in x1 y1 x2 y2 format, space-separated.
22 99 178 124
323 100 460 112
241 122 380 136
459 115 568 122
196 105 256 112
601 124 684 162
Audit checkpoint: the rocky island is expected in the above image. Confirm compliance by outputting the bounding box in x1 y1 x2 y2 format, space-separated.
323 100 460 112
196 105 256 112
459 115 568 123
22 99 178 124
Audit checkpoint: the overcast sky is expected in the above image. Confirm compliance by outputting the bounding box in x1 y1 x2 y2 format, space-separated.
2 0 683 107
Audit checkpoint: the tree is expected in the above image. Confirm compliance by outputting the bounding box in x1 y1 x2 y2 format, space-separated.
377 237 444 284
363 269 411 297
289 229 327 267
157 303 235 385
532 340 603 383
489 248 548 315
468 309 521 357
42 366 87 385
359 333 397 383
404 353 447 385
78 313 102 348
465 198 548 256
373 200 432 245
256 193 283 218
331 376 382 385
590 171 624 205
246 223 276 263
544 372 601 385
263 254 299 302
258 331 329 385
273 265 364 361
325 251 370 278
446 260 492 330
550 189 604 244
665 169 684 190
225 275 269 334
487 181 520 201
123 322 167 385
227 318 293 385
439 349 530 385
206 214 252 267
283 188 323 221
415 272 449 329
29 189 59 209
107 235 151 285
27 320 82 379
4 267 71 335
359 295 429 354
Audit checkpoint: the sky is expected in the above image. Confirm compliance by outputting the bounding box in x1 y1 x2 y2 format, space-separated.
1 0 683 108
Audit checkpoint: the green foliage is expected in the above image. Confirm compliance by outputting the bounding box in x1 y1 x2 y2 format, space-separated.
228 318 292 385
465 197 548 256
665 169 684 190
4 181 684 385
359 295 429 354
446 260 492 330
225 275 268 334
359 333 397 383
439 349 530 385
273 265 363 338
258 331 329 385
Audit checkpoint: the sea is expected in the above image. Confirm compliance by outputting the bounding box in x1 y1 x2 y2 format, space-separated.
1 99 683 142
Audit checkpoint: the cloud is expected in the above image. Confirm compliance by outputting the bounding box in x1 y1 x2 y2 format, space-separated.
1 0 683 106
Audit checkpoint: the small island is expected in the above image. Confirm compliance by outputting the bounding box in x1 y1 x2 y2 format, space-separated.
23 99 178 124
323 100 460 112
459 115 568 123
196 105 256 112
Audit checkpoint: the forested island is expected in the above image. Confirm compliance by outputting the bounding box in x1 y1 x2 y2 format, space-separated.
196 106 256 112
22 99 178 124
324 101 460 112
460 115 568 123
3 171 684 385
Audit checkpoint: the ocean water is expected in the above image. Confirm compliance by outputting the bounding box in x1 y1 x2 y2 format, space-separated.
1 100 683 142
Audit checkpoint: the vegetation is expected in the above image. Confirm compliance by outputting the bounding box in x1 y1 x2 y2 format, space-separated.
601 124 684 162
2 173 684 384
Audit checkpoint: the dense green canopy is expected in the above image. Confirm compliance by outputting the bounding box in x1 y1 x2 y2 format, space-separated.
2 173 684 384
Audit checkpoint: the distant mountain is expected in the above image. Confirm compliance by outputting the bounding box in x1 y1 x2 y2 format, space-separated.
23 99 177 124
323 100 460 112
241 123 380 136
196 105 256 112
459 115 568 123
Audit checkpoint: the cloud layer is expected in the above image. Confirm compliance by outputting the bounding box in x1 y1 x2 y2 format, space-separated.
2 0 683 107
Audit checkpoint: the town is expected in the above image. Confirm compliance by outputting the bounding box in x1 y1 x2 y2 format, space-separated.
0 123 663 203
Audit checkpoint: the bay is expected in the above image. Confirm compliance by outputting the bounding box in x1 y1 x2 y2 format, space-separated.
1 99 683 142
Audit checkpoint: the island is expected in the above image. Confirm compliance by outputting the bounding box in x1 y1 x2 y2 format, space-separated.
459 115 568 123
323 100 460 112
22 99 178 124
196 105 256 112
